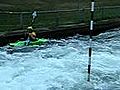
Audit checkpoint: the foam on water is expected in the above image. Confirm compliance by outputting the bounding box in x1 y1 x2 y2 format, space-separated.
0 28 120 90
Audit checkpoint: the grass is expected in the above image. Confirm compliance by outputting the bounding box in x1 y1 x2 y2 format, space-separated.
0 0 120 11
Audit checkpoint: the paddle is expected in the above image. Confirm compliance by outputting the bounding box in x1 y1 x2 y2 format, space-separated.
25 37 30 46
25 11 37 45
30 11 37 26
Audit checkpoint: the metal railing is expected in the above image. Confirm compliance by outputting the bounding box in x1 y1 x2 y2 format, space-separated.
0 6 120 32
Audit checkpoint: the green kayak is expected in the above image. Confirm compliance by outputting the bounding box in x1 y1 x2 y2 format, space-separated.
9 38 48 47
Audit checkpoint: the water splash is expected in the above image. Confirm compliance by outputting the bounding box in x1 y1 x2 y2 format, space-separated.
0 28 120 90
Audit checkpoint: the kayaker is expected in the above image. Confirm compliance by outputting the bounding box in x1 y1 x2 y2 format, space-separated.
27 26 37 41
25 26 37 45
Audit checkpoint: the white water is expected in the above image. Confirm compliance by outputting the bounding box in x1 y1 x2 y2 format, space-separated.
0 28 120 90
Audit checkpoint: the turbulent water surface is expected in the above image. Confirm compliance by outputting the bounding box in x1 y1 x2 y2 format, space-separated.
0 28 120 90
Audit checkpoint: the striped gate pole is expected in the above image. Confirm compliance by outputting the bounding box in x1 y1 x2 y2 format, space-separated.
87 0 95 82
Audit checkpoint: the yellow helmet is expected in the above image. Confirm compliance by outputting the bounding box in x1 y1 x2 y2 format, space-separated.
27 26 33 30
32 32 36 36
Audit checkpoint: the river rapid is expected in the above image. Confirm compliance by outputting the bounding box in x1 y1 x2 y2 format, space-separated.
0 28 120 90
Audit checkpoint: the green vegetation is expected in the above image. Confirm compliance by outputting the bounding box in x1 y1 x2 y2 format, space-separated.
0 0 120 11
0 0 120 33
